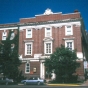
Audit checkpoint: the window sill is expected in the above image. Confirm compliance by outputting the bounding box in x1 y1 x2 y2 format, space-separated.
25 72 30 74
65 34 73 36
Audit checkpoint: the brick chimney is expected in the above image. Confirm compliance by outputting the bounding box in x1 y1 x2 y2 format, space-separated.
74 9 79 13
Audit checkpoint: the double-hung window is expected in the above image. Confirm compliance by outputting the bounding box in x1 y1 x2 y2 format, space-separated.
25 43 32 55
45 28 52 37
25 63 30 73
65 40 74 50
65 25 73 35
26 29 32 38
44 42 52 54
66 42 72 50
2 32 7 40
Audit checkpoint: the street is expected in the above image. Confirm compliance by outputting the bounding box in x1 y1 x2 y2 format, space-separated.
0 85 88 88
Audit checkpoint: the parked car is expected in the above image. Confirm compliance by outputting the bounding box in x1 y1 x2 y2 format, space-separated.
0 77 14 85
21 77 44 85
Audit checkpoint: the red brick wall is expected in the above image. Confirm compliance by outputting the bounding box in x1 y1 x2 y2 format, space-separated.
0 11 84 79
19 24 82 57
18 11 83 78
0 30 3 40
76 61 84 76
20 13 80 23
73 25 82 52
19 62 40 78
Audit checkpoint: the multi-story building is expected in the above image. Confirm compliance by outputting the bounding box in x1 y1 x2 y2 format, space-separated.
0 9 88 80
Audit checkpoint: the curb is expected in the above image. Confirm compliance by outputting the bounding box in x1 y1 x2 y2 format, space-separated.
18 83 81 86
18 84 24 85
47 84 80 86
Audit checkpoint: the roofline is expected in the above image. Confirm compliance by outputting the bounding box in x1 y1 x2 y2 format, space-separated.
63 12 80 15
20 12 80 20
20 17 35 20
18 18 81 26
0 18 81 28
0 22 19 26
35 12 62 17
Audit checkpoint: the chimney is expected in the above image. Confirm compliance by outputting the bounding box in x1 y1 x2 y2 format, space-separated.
74 9 79 13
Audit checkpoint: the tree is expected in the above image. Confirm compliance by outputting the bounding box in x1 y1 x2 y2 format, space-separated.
44 45 80 83
0 42 4 74
0 29 25 82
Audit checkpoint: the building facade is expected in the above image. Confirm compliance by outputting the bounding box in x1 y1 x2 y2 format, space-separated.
0 9 88 80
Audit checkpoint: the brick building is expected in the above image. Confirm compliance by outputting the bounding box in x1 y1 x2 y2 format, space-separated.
0 9 88 80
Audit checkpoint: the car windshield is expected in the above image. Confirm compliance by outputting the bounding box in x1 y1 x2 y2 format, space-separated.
28 77 40 80
28 77 33 80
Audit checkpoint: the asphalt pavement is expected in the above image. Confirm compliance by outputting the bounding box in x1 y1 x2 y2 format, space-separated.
0 85 88 88
0 80 88 88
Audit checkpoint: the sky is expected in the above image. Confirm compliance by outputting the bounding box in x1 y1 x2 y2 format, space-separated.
0 0 88 31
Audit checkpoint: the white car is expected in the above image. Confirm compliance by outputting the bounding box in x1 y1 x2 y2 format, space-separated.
21 77 44 85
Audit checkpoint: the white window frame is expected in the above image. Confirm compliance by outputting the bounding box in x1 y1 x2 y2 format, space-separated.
25 62 30 73
65 40 74 50
26 29 32 38
2 32 7 40
44 41 52 54
45 27 52 37
65 25 73 36
25 42 33 55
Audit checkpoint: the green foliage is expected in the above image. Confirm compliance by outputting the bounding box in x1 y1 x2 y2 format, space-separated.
44 45 80 83
0 29 25 82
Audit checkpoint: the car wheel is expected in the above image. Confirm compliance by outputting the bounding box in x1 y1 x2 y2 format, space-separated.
37 81 40 85
24 82 26 85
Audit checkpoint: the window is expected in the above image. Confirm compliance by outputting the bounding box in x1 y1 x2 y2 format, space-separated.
26 29 32 38
65 40 74 50
10 32 15 40
44 42 52 54
25 43 32 55
65 25 73 35
45 28 52 37
2 32 7 40
67 42 72 50
25 63 30 73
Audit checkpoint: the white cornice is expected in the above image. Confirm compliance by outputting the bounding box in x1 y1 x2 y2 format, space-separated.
24 40 34 43
19 21 81 30
63 12 80 15
75 23 81 27
43 37 54 42
21 58 40 62
0 27 18 30
63 37 75 40
20 17 35 20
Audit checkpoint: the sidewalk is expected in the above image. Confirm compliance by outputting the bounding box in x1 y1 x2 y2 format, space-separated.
47 83 80 86
47 80 88 86
81 80 88 86
18 80 88 86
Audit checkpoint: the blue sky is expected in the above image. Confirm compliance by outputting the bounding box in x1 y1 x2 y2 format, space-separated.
0 0 88 31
